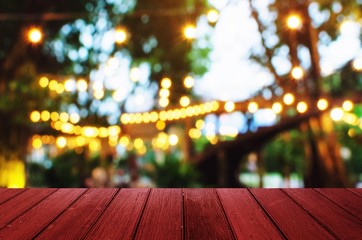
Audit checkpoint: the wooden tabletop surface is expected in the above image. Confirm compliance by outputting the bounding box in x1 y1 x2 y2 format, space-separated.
0 188 361 239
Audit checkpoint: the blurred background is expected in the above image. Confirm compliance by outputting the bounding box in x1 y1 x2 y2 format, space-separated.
0 0 361 188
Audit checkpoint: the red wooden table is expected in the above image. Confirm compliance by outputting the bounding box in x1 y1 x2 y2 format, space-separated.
0 188 361 239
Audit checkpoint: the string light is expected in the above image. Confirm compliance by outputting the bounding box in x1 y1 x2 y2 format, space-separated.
115 27 127 44
77 79 88 92
272 102 283 114
224 101 235 112
27 26 43 44
352 58 362 71
161 77 172 89
30 111 41 122
159 89 170 98
317 98 329 111
207 9 219 24
342 100 354 112
130 67 141 82
183 76 195 88
283 93 295 105
330 108 344 121
291 66 304 80
159 97 169 108
248 102 258 113
39 77 49 88
296 101 308 113
183 24 196 39
180 96 191 107
169 134 179 146
286 14 302 30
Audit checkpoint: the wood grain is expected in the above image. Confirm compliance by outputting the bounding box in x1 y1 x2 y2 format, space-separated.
83 188 150 240
183 189 234 240
314 188 362 221
250 189 335 240
217 188 284 239
134 188 183 240
284 189 362 239
36 188 118 240
0 188 57 229
0 188 27 204
0 188 86 239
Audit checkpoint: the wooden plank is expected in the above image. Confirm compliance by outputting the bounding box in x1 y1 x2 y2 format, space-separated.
183 189 234 240
36 188 118 240
315 188 362 221
347 188 362 198
134 189 183 240
284 189 362 239
83 188 150 239
0 188 57 229
0 188 27 205
0 188 86 239
217 189 284 239
250 189 335 240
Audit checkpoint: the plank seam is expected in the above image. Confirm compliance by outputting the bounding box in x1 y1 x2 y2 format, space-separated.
281 189 342 240
80 188 121 240
0 188 28 205
0 188 59 231
313 189 362 223
214 189 237 240
130 188 152 239
33 188 90 239
181 188 185 240
345 188 362 198
247 189 288 240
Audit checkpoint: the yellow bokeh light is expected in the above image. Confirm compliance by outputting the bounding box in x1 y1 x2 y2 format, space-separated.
119 135 130 147
183 24 196 39
61 123 74 134
272 102 283 114
207 9 219 23
169 134 179 146
64 78 75 92
352 58 362 71
297 101 308 113
41 110 50 122
48 80 58 91
77 79 88 92
130 67 141 82
161 77 172 89
159 97 169 108
59 112 69 123
134 138 144 149
189 128 202 139
330 108 344 121
196 119 205 129
39 77 49 88
82 126 98 138
291 66 304 80
55 83 65 94
32 138 43 149
50 112 59 121
156 120 166 131
69 113 80 124
248 102 259 113
27 27 43 44
93 90 104 100
150 111 159 122
56 136 67 148
183 76 195 88
108 125 121 136
30 111 41 122
180 96 191 107
317 98 329 111
115 27 127 44
224 101 235 112
287 14 302 30
159 88 170 98
283 93 295 105
76 136 86 146
89 140 101 152
342 100 354 112
98 127 109 138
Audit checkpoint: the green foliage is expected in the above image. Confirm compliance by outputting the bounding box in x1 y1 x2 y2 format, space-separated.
262 130 306 176
143 151 201 187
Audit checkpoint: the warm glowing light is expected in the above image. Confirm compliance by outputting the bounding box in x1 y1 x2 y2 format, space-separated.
291 66 304 80
27 27 43 44
161 77 172 89
50 112 59 121
56 136 67 148
272 102 283 114
77 79 88 92
41 111 50 121
159 97 169 108
189 128 202 139
119 136 130 147
64 78 76 92
92 81 103 91
76 136 86 146
342 100 354 112
82 127 98 138
32 138 43 149
248 102 259 113
352 58 362 71
89 140 101 152
340 20 356 35
59 112 69 122
61 123 74 134
287 14 302 30
93 89 104 100
183 76 195 88
39 77 49 88
159 88 170 98
317 98 329 111
330 108 344 121
183 24 196 39
196 119 205 129
169 134 179 146
180 96 191 107
56 83 65 94
70 113 80 124
108 126 121 136
48 80 58 91
207 9 219 23
130 67 141 82
115 27 127 44
98 127 108 138
224 101 235 112
283 93 295 105
156 120 166 130
296 101 308 113
30 111 41 122
134 138 144 149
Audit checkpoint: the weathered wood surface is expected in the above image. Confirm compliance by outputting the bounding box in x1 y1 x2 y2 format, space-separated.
0 188 360 239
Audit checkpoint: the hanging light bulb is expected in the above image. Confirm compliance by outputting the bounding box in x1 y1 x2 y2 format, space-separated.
27 26 43 44
286 14 302 30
